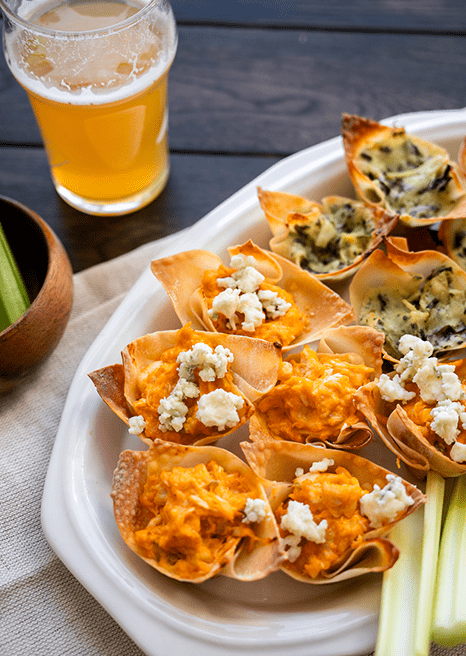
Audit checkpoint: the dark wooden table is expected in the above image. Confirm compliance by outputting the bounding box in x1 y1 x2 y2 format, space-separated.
1 0 466 273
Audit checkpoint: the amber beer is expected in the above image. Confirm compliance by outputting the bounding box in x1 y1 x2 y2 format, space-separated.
2 0 177 215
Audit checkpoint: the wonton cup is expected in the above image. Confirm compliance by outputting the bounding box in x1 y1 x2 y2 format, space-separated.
442 137 466 269
253 325 385 450
241 429 425 584
458 134 466 180
439 217 466 272
349 237 466 362
257 187 398 282
342 114 466 227
89 324 281 446
150 240 355 352
111 440 283 583
355 371 466 480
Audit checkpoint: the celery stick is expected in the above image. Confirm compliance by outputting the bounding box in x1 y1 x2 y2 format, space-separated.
455 492 466 640
375 506 424 656
0 221 30 329
414 471 445 656
0 296 12 332
432 474 466 647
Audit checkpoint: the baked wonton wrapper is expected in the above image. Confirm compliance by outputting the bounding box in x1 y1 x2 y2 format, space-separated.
241 428 425 584
458 134 466 183
439 217 466 272
89 324 281 446
349 237 466 361
439 136 466 269
257 187 398 281
150 240 355 352
111 440 283 583
355 364 466 480
253 325 385 450
342 114 466 227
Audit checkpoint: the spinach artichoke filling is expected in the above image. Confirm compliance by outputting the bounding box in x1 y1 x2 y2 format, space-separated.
357 133 456 219
359 266 466 358
451 222 466 268
283 201 375 274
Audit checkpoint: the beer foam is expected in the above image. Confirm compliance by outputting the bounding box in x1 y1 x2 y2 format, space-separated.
5 0 177 105
9 51 174 105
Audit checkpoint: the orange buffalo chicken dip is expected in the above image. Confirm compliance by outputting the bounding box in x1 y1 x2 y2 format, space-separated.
397 369 466 460
150 242 356 353
201 252 305 346
256 346 374 443
275 460 414 580
130 326 251 443
241 436 425 583
133 459 268 580
111 443 282 582
376 334 466 463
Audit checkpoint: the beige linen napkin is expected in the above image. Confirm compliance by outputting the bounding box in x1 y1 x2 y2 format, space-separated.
0 236 181 656
0 235 465 656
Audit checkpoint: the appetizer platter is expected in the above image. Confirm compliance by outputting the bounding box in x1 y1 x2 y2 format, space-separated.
42 108 466 656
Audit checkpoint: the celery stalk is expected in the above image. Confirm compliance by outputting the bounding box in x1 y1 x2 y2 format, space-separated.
414 471 445 656
375 471 445 656
0 296 12 332
375 506 424 656
432 474 466 647
0 221 30 331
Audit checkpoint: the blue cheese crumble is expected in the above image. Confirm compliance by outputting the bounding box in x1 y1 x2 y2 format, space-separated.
195 388 244 431
377 334 466 462
177 342 233 382
294 458 335 482
128 414 146 435
359 474 414 528
280 500 328 562
242 498 268 524
208 253 291 332
158 342 244 433
158 378 200 432
430 400 466 445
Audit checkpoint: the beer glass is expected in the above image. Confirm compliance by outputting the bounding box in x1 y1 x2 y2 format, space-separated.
1 0 177 215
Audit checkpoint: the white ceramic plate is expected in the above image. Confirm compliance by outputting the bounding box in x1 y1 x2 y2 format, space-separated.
42 108 466 656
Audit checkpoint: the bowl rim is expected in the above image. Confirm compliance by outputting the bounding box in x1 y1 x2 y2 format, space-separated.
0 194 54 338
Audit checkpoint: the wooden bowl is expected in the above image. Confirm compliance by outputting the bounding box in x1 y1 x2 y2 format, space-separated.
0 196 73 392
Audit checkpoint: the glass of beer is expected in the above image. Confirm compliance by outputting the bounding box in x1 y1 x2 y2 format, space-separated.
1 0 177 215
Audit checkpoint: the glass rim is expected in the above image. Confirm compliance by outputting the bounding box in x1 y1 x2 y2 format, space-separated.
0 0 168 38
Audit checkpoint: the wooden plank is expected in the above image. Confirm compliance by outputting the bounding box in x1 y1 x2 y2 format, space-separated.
171 0 466 33
0 65 42 144
2 1 465 33
0 148 281 271
1 26 465 153
168 27 466 154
